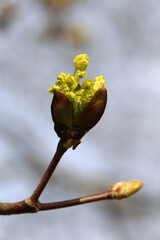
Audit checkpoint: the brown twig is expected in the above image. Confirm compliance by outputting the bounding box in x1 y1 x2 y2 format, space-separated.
0 138 143 215
0 138 67 215
30 139 67 202
39 190 113 211
0 190 114 215
0 137 114 215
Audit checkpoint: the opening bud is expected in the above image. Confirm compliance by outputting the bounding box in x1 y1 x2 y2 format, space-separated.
48 54 107 149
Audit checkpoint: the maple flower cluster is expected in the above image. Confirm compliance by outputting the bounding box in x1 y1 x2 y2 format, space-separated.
48 54 107 149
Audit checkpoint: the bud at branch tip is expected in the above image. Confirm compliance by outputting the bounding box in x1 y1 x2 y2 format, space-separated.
110 180 143 199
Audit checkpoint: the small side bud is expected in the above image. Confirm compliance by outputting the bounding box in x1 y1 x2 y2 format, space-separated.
73 54 89 71
110 180 143 199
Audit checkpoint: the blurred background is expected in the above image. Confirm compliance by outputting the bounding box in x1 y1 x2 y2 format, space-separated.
0 0 160 239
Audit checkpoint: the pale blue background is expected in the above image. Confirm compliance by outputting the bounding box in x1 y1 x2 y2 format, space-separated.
0 0 160 239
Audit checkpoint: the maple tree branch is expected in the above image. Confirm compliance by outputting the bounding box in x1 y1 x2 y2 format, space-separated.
0 138 143 216
39 190 113 211
30 139 67 202
0 190 114 215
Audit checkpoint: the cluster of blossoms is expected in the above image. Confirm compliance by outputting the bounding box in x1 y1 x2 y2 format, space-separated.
48 54 106 118
48 54 107 149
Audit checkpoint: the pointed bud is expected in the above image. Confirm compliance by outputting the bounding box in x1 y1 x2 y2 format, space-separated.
110 180 143 199
51 90 72 128
73 87 107 131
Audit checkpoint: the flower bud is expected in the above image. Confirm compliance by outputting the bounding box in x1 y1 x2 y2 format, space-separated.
73 54 89 71
110 180 143 199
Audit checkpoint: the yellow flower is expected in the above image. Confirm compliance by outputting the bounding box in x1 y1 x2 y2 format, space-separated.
48 54 107 149
76 70 87 78
73 54 89 71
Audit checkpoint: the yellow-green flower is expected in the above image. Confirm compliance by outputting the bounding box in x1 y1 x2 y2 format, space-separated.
73 53 89 71
48 54 107 149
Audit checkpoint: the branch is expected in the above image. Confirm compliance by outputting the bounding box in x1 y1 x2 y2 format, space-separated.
30 138 67 202
0 138 67 215
0 180 143 215
0 137 143 215
0 190 113 215
39 190 114 211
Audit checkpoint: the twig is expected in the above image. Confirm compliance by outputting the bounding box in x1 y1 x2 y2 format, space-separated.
30 139 67 202
39 190 113 211
0 138 67 215
0 139 143 215
0 190 114 215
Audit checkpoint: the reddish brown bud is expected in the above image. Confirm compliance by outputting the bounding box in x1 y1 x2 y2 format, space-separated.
51 90 72 128
73 87 107 131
